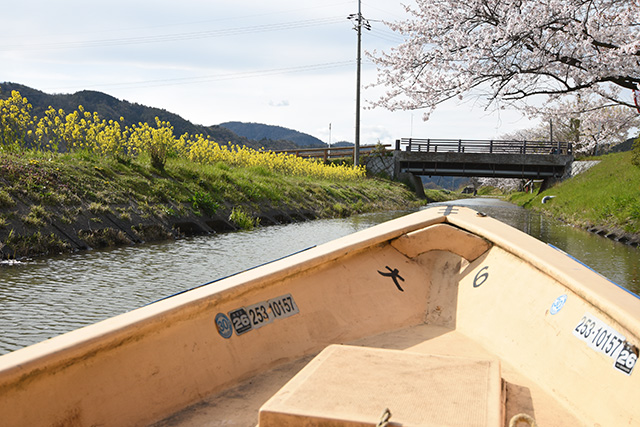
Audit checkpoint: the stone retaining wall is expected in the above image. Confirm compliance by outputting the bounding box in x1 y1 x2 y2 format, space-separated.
566 160 600 178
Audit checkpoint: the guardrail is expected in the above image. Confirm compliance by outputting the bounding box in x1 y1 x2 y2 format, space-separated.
396 138 573 155
272 144 392 161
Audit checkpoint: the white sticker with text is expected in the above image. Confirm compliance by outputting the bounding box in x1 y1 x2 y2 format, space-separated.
573 313 637 376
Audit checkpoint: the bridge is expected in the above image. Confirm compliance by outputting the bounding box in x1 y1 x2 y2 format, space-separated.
393 138 574 180
273 138 574 194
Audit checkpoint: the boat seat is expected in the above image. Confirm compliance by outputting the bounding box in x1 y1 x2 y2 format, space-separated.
259 344 505 426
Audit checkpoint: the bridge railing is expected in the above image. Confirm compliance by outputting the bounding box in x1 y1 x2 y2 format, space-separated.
396 138 573 155
272 144 392 161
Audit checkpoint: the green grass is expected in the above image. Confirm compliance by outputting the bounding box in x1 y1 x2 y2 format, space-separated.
508 152 640 234
228 206 259 230
476 186 506 197
0 150 423 258
23 205 50 227
424 189 468 202
0 151 422 258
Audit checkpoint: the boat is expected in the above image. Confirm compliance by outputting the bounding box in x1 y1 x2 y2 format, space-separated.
0 206 638 426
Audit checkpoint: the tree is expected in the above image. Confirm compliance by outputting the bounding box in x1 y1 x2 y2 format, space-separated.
501 101 639 155
371 0 640 118
520 95 639 154
545 102 638 155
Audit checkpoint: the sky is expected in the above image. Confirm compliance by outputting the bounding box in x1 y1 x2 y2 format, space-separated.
2 0 538 146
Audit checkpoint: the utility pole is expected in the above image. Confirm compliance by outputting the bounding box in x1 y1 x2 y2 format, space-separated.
349 1 370 167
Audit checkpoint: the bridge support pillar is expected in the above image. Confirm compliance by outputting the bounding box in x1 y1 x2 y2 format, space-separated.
398 173 425 199
538 177 559 194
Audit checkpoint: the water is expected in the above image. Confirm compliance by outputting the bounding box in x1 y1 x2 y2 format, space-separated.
0 211 408 354
1 200 638 354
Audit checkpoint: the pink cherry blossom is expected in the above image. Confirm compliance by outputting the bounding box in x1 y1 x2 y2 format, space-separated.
370 0 640 117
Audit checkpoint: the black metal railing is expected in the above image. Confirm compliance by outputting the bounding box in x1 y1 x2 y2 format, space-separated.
396 138 573 155
272 144 392 161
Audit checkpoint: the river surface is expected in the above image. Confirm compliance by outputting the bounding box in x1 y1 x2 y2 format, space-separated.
1 198 638 354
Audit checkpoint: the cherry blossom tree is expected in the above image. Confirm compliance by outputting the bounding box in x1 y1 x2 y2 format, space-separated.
371 0 640 118
504 96 639 154
537 98 639 154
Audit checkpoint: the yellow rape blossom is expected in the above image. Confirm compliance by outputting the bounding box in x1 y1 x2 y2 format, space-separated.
0 88 365 181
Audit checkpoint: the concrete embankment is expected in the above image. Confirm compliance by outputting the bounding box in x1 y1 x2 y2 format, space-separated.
2 196 324 258
584 226 640 247
509 151 640 247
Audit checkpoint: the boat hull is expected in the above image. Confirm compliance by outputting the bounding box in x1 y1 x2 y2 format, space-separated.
0 207 638 426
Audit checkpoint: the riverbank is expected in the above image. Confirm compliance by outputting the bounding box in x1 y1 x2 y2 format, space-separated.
507 151 640 247
0 151 426 259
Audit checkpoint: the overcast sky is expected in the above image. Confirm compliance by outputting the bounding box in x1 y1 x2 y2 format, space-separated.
2 0 537 145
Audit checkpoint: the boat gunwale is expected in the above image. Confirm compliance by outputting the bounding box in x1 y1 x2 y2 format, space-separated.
446 210 640 342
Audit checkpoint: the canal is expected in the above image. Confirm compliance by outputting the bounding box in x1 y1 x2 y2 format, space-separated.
1 198 638 354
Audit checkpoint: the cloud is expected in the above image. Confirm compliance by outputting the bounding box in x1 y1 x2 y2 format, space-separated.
269 100 290 107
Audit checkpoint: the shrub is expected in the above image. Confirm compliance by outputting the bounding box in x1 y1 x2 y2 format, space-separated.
0 190 14 207
189 191 219 216
229 207 259 230
23 205 49 227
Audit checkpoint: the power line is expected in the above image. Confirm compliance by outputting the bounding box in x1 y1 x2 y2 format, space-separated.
361 1 407 21
7 1 355 41
367 27 405 44
44 61 356 91
0 17 346 52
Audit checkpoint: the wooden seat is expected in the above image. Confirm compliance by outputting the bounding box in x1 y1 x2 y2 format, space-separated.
259 344 504 426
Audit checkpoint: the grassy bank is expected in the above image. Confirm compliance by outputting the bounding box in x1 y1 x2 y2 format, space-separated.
0 151 422 259
508 151 640 238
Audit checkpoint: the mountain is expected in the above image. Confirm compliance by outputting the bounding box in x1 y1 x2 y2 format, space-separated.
421 176 473 191
0 83 302 150
219 121 327 148
331 141 354 147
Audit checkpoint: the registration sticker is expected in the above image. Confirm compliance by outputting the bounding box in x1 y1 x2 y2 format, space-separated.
225 294 299 337
615 344 639 376
267 294 299 320
228 308 252 335
550 295 567 315
245 301 273 330
214 313 233 339
573 313 637 376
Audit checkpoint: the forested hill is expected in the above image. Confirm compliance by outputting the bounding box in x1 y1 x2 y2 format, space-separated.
219 121 326 148
0 83 303 150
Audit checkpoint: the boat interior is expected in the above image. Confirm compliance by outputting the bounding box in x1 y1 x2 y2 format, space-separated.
154 323 584 426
